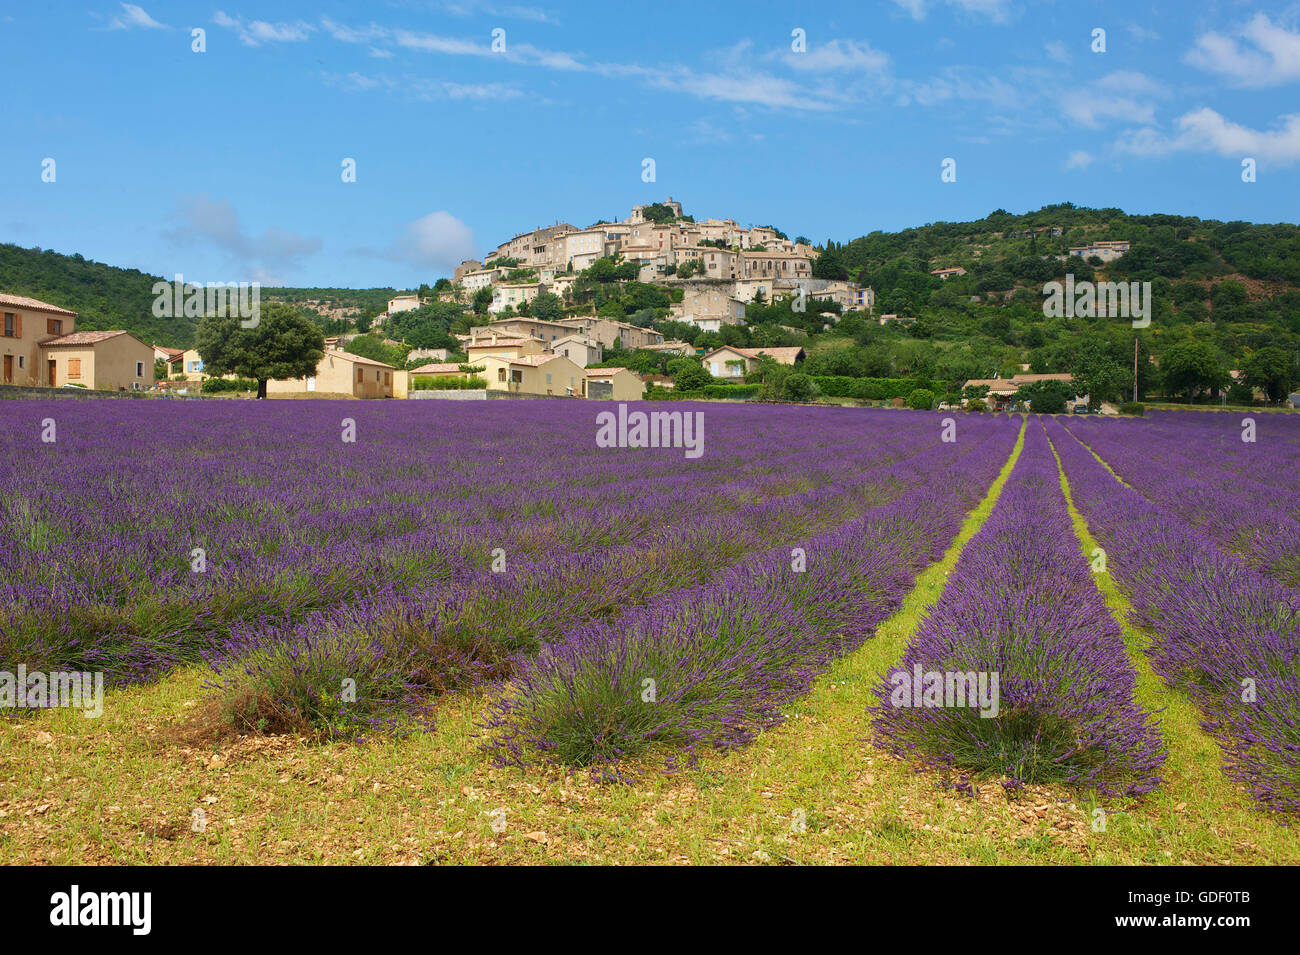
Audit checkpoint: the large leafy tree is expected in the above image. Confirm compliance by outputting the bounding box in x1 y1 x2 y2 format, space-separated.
1242 345 1296 403
669 358 712 392
812 244 847 280
1070 339 1125 410
1160 339 1225 403
529 291 564 322
1016 379 1071 414
196 301 324 399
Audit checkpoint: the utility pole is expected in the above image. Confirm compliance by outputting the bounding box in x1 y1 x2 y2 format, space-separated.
1133 335 1139 403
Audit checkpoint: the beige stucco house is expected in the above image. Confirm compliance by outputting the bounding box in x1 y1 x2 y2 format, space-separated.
583 366 646 400
387 294 420 314
473 317 573 344
552 334 602 367
556 317 663 350
267 350 396 398
480 352 584 397
2 293 151 391
41 330 155 391
739 250 812 280
2 293 76 386
490 282 548 314
466 336 546 363
166 347 209 381
701 345 805 379
153 344 183 365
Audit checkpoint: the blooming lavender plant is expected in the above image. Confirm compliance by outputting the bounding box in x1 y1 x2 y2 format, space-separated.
1048 416 1300 814
871 421 1167 796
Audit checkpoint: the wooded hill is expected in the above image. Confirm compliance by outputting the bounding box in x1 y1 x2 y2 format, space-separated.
3 202 1297 403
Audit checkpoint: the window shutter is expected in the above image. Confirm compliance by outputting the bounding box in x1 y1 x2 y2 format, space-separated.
15 313 21 337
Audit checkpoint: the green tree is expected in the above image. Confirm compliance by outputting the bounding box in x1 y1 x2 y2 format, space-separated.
1070 340 1125 410
1160 339 1225 402
671 361 712 392
784 373 814 402
907 388 935 410
1242 346 1296 403
1017 379 1071 414
195 301 325 399
813 245 847 280
472 287 493 315
530 291 564 322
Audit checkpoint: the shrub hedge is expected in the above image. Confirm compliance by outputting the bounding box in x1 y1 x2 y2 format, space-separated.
811 376 945 400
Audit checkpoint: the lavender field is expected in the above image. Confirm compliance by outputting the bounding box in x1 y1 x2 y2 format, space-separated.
2 400 1298 864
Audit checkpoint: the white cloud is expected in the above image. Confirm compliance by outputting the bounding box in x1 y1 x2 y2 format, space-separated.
784 38 891 73
892 0 1013 22
1060 71 1162 128
1123 108 1300 165
320 17 389 44
391 28 488 56
385 212 478 272
1044 40 1069 64
163 195 321 282
441 2 557 23
1186 14 1300 87
322 18 842 111
901 66 1024 109
213 11 313 46
324 72 521 101
1064 150 1093 170
107 3 167 30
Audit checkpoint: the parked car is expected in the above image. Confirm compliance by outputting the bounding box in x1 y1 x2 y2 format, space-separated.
1072 404 1094 414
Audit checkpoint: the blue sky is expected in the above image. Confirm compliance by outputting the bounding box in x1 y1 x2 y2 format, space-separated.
3 0 1300 288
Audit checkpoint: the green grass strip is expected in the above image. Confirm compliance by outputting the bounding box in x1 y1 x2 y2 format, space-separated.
1046 429 1292 862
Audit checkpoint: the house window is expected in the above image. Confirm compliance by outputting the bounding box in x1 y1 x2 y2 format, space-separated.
3 313 14 337
375 370 380 382
545 373 552 384
17 356 24 370
497 368 506 382
135 361 144 377
47 319 62 335
384 372 391 385
68 358 82 379
357 368 364 383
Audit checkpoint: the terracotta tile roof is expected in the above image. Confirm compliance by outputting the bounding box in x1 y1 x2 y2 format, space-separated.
41 329 129 346
154 345 184 358
0 293 77 317
410 363 465 375
584 367 625 377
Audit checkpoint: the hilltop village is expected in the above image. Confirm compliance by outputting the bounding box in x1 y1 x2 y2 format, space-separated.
5 198 1185 410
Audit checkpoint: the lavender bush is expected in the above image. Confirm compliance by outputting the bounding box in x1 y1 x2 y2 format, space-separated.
1048 417 1300 813
871 422 1166 796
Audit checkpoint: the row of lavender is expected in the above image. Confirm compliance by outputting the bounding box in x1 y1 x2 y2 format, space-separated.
213 412 1020 737
871 421 1166 795
1 402 945 686
1047 417 1300 814
1064 412 1300 587
483 417 1020 769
